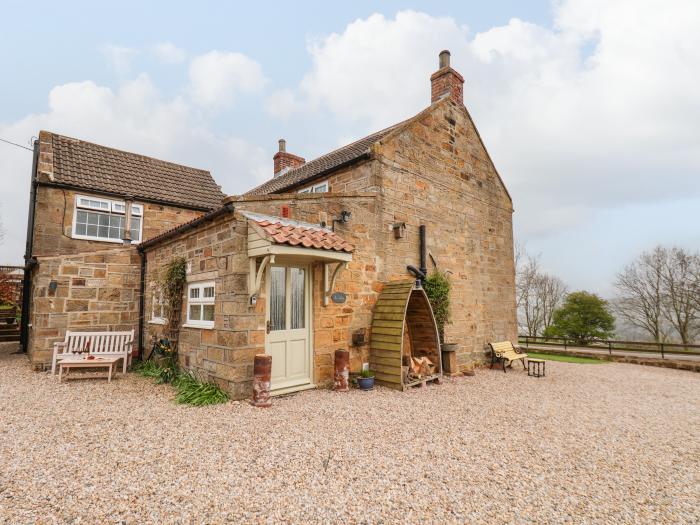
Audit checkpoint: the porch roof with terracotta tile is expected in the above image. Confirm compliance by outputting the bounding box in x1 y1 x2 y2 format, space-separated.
240 211 354 253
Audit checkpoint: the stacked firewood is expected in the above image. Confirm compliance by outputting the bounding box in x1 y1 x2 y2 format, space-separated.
402 356 436 383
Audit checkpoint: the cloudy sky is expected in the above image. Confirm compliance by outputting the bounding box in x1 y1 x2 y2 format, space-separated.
1 0 698 296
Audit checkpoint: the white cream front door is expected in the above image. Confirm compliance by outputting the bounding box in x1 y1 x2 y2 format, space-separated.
265 265 311 391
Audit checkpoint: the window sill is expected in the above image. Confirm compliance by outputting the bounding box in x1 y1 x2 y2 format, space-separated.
148 319 167 325
182 323 215 330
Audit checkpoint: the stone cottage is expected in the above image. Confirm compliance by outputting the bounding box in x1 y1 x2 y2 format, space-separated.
22 50 517 399
21 131 224 365
139 50 516 398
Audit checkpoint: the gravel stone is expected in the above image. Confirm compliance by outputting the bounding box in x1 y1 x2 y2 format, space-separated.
0 342 698 524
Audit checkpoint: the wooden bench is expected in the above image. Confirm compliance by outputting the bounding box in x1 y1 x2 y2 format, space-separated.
489 341 528 373
51 330 134 375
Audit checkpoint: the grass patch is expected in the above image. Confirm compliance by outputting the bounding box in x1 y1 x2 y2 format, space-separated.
526 352 606 364
174 371 230 406
133 361 229 406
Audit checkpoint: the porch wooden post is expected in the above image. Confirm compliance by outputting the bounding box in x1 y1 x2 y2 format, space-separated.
334 348 350 392
251 354 272 407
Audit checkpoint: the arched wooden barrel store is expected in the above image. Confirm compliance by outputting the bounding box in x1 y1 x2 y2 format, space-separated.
369 280 442 390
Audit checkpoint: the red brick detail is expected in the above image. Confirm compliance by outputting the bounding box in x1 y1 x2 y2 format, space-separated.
273 151 306 176
430 67 464 105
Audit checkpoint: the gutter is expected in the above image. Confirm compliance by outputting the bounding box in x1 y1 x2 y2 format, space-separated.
135 202 235 355
19 140 40 352
35 180 217 213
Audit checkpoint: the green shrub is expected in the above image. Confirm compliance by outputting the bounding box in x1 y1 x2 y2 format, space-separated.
133 360 164 378
423 270 451 342
174 371 230 406
547 291 615 345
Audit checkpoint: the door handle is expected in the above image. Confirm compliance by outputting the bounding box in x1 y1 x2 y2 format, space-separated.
266 320 272 334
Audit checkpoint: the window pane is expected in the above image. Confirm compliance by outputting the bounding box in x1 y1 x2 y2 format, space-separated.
112 202 125 213
290 267 305 329
87 213 98 226
76 210 88 224
86 225 98 237
109 227 121 239
98 214 110 226
75 223 87 235
202 304 215 321
131 204 143 216
269 267 286 331
131 217 141 241
313 183 328 193
190 287 200 299
189 304 201 321
98 225 109 238
203 286 214 298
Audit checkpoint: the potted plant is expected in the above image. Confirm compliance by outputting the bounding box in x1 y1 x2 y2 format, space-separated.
357 368 375 390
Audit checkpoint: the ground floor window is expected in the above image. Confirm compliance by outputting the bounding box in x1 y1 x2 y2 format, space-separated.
186 281 215 328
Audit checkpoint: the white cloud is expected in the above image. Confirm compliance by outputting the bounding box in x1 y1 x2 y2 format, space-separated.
264 89 300 119
188 51 266 108
102 45 138 76
267 3 700 240
152 42 187 64
0 74 268 264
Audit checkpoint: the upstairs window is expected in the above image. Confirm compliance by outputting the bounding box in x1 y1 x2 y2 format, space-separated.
298 181 329 194
186 282 215 328
72 195 143 243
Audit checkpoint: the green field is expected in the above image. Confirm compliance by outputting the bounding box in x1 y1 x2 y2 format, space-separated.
526 352 606 364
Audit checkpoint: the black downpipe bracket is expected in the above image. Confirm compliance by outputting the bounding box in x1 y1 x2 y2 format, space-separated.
19 140 40 353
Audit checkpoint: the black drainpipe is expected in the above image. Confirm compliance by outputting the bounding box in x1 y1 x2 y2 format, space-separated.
419 225 427 280
19 140 40 353
406 224 428 284
137 249 146 359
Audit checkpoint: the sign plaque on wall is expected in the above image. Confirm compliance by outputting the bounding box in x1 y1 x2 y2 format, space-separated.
331 292 347 304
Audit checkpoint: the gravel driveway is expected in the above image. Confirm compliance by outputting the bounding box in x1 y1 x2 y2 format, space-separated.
1 342 698 524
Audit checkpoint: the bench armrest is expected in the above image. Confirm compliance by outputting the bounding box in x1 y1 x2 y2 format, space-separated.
53 341 66 351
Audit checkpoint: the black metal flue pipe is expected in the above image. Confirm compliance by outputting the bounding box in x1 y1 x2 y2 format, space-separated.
419 225 427 281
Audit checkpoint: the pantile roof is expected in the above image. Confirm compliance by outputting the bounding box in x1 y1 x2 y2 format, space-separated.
245 120 409 196
241 211 354 253
40 131 225 210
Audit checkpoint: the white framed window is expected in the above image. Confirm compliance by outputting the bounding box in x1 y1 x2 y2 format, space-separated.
298 180 329 194
185 281 215 328
150 286 167 325
72 195 144 243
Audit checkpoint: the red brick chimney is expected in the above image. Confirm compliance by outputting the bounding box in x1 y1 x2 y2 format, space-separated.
430 50 464 105
273 139 305 177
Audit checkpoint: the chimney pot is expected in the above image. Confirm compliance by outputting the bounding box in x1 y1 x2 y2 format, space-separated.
439 50 451 68
430 49 464 105
273 139 305 176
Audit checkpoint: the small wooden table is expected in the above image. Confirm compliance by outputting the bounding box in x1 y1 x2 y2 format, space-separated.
58 357 121 383
527 358 546 378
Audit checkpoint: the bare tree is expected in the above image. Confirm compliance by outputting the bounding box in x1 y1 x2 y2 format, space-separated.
516 254 543 336
515 247 567 337
663 247 700 345
540 273 568 333
614 246 668 342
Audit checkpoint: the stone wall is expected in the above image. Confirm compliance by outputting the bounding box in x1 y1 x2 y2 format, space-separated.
143 211 260 399
32 185 204 257
143 194 381 399
28 247 141 368
373 99 517 367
